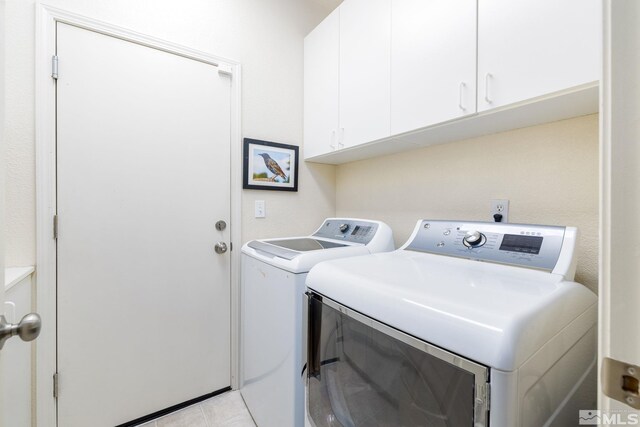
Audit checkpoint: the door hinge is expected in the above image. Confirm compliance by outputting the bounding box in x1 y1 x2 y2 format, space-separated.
53 215 58 240
230 242 233 251
53 372 59 398
486 382 491 406
51 55 59 80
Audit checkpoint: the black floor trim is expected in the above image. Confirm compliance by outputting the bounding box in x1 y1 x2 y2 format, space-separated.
115 386 232 427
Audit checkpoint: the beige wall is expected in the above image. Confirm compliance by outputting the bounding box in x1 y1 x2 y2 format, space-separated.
3 0 337 266
336 114 599 292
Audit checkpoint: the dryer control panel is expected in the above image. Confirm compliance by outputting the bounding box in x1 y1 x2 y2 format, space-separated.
313 219 380 244
405 220 568 272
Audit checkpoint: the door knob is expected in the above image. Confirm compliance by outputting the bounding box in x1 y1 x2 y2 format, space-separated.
214 242 228 254
0 312 42 350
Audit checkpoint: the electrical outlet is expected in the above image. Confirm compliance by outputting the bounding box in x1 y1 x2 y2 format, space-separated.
490 199 509 223
255 200 266 218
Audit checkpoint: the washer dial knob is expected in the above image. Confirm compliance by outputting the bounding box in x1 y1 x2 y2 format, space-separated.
463 230 485 247
339 223 349 233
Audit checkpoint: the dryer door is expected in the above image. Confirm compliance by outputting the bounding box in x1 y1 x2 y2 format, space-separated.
306 292 489 427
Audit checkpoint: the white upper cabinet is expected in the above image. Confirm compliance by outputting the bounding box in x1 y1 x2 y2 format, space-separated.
304 8 340 158
391 0 477 135
339 0 391 148
304 0 600 163
477 0 600 112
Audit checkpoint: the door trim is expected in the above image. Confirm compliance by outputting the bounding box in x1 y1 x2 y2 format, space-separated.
35 5 242 426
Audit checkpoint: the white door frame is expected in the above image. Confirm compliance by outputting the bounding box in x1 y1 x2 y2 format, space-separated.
599 0 640 418
35 5 242 426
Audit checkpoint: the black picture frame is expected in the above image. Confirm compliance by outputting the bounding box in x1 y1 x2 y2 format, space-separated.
243 138 299 192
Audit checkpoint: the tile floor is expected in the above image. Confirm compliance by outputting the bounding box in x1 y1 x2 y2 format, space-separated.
139 391 256 427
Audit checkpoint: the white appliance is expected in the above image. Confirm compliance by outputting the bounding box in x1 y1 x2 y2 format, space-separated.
306 220 597 427
241 218 394 427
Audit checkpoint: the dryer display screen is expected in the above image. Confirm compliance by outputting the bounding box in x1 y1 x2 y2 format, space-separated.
351 225 371 237
499 234 543 254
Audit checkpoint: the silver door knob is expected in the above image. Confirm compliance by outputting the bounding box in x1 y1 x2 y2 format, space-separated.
0 313 42 350
214 242 228 254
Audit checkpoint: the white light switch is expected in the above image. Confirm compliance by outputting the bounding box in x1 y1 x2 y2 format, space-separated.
255 200 266 218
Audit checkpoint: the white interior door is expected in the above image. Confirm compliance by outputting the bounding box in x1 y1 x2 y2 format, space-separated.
600 0 640 422
0 90 4 427
56 22 232 426
0 3 31 425
1 270 35 427
0 0 5 422
1 39 34 424
0 276 3 427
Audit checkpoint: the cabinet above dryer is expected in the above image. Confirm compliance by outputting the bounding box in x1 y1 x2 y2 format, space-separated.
391 0 478 135
477 0 600 112
303 0 599 165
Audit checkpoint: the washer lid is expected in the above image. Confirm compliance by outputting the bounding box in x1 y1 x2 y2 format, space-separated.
306 250 597 371
269 238 347 251
242 238 370 273
250 238 347 258
242 218 395 274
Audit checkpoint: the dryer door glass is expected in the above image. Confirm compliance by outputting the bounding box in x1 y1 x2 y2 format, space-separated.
307 293 487 427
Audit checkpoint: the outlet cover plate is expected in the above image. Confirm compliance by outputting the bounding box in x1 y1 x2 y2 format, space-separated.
490 199 509 223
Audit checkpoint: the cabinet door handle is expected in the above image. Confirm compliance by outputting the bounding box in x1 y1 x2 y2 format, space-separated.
330 130 336 150
484 73 493 104
459 82 467 111
339 128 345 148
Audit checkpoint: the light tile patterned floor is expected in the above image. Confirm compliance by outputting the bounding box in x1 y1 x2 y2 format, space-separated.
139 391 256 427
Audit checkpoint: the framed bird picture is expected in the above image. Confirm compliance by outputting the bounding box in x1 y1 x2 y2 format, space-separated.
243 138 299 191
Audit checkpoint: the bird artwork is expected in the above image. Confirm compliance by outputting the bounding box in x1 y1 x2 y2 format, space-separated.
258 153 288 182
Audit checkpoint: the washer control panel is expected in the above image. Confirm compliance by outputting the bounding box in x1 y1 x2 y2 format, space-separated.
314 219 379 244
405 220 566 271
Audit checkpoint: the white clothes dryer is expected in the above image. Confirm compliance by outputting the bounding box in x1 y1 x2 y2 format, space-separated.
306 220 597 427
241 218 394 427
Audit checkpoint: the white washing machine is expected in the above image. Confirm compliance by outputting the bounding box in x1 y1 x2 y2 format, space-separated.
241 218 394 427
306 220 597 427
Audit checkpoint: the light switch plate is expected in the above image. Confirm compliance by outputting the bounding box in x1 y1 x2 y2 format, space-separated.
255 200 266 218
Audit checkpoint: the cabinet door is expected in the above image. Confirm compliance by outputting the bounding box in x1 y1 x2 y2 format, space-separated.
304 8 340 159
478 0 600 112
339 0 391 148
391 0 477 135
